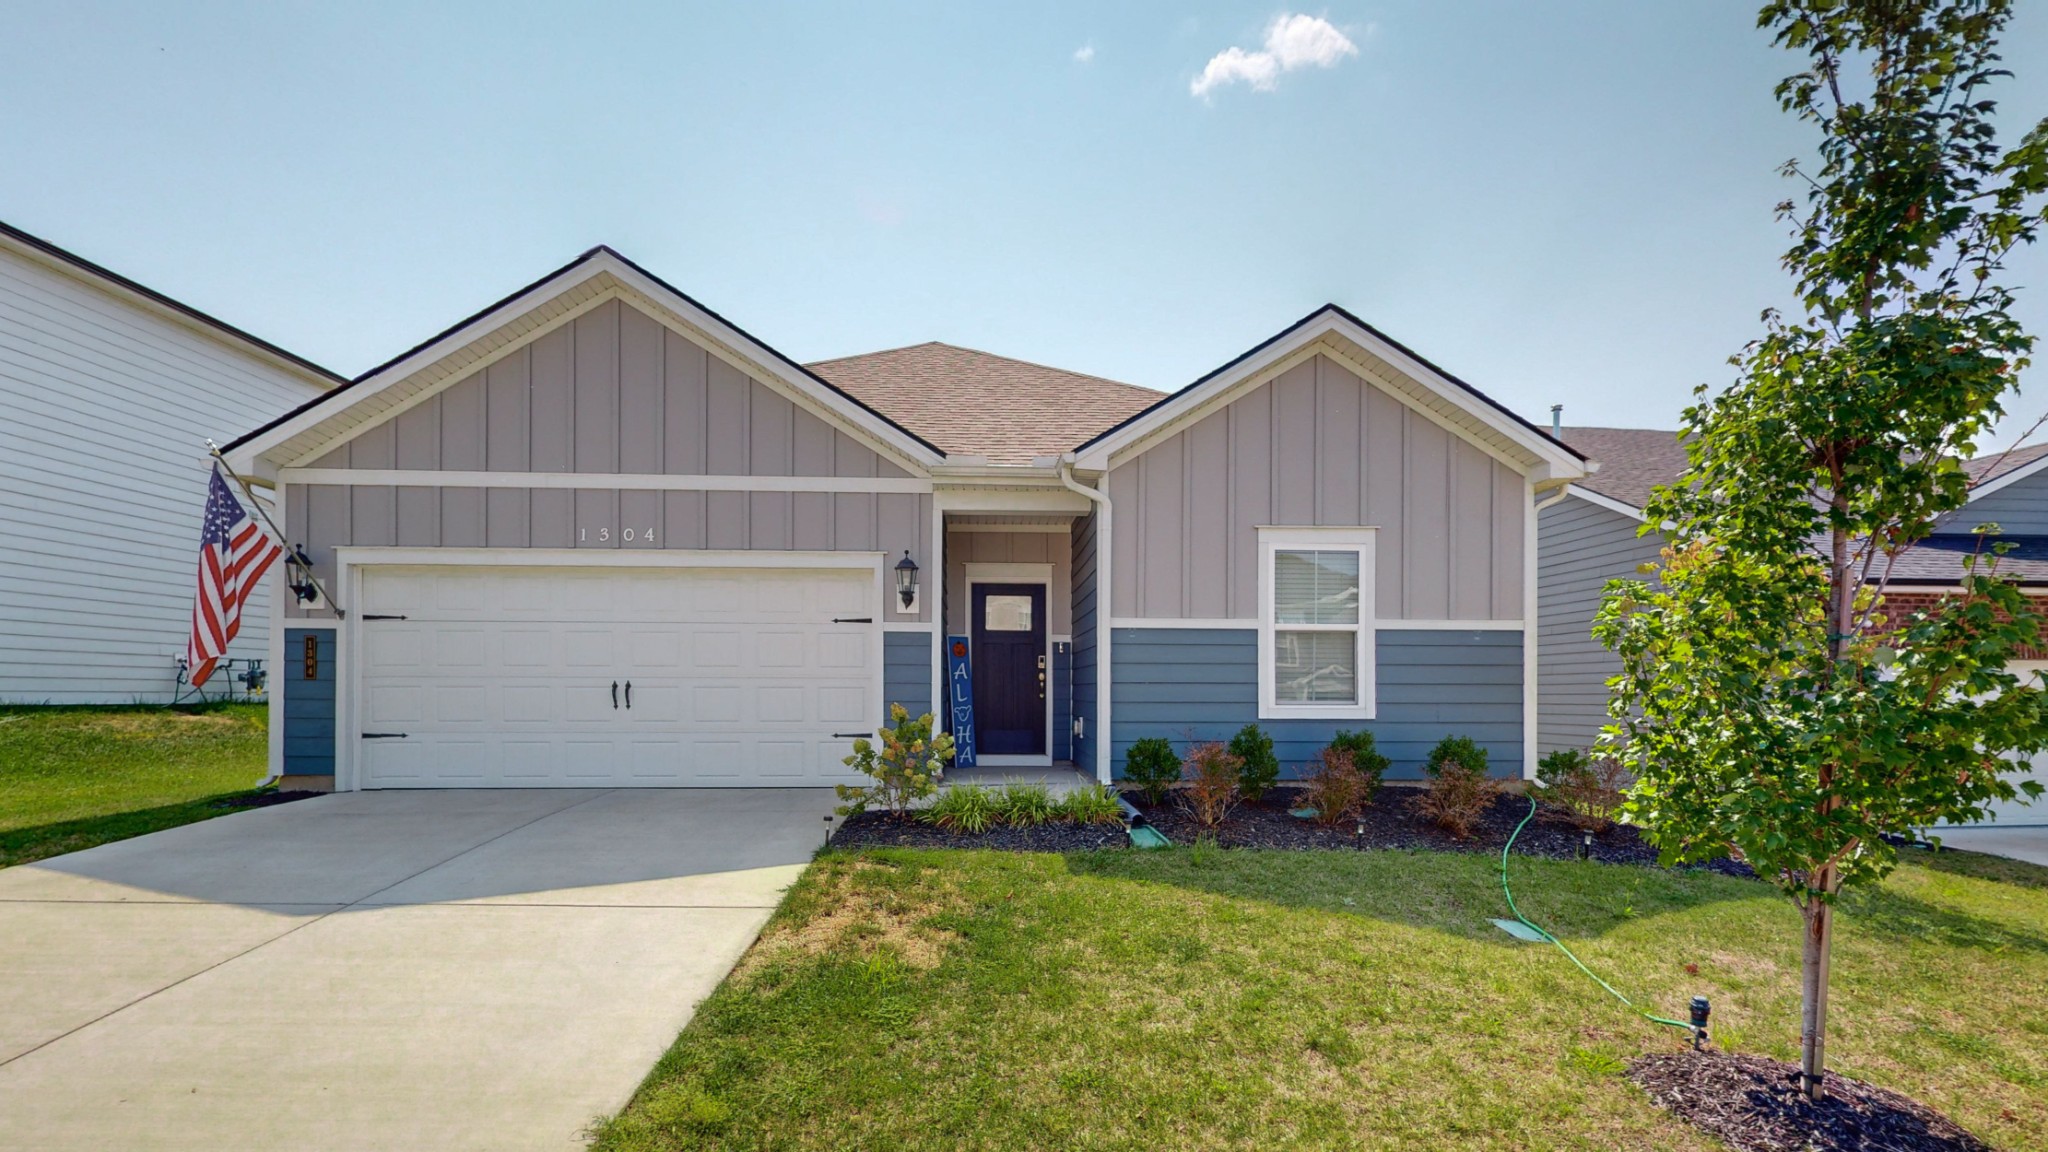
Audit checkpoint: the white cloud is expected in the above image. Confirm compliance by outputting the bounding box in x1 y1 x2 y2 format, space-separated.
1190 13 1359 98
1073 44 1095 64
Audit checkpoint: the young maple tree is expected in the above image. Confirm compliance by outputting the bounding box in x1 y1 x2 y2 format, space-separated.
1596 0 2048 1100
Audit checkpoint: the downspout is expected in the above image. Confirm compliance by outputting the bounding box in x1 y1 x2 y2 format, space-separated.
1057 459 1113 786
1526 480 1573 779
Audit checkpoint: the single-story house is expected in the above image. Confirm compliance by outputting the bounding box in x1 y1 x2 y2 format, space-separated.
1535 426 2048 822
221 246 1590 792
0 219 342 704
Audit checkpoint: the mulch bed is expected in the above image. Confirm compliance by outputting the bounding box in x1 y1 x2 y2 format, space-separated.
1629 1051 1992 1152
829 785 1753 876
1131 785 1755 876
210 789 325 810
830 810 1133 852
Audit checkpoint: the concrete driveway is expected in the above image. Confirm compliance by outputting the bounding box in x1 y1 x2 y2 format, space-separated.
0 788 835 1151
1928 823 2048 867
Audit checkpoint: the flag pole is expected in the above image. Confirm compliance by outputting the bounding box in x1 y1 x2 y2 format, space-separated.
205 440 347 619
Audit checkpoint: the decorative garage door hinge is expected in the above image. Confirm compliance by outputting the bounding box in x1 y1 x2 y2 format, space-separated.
360 732 409 739
361 614 408 620
832 617 872 623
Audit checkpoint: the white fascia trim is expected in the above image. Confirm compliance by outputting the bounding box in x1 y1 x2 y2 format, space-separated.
228 251 944 475
1075 311 1587 480
280 468 931 494
935 487 1093 513
1564 484 1648 522
331 546 887 572
1965 451 2048 502
1522 476 1540 780
1257 526 1378 722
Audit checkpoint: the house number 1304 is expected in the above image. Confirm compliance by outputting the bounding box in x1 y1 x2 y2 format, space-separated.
579 527 655 543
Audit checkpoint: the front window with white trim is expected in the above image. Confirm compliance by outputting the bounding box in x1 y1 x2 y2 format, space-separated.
1259 527 1375 719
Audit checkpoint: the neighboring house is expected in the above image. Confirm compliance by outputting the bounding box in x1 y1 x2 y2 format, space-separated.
221 246 1588 791
1536 426 2048 823
0 220 342 704
1535 426 1684 755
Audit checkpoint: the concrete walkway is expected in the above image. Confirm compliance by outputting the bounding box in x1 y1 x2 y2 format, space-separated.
0 788 835 1151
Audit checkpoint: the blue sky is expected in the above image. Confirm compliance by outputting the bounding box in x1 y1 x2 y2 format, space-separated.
4 2 2046 444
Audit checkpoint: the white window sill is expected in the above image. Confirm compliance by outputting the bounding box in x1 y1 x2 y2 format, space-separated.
1257 703 1376 722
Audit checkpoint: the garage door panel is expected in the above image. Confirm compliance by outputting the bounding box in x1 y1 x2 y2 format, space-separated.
356 565 878 788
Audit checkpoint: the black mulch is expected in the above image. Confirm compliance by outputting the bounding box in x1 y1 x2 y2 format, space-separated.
829 785 1753 876
1629 1051 1992 1152
830 810 1133 852
1131 785 1755 876
210 789 325 810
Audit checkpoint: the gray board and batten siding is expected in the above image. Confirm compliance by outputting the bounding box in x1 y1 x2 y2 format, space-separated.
1107 353 1525 622
943 528 1074 636
281 299 933 622
1535 494 1663 756
1111 628 1523 779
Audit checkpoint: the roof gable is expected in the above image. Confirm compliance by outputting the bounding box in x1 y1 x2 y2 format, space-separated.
1073 305 1587 479
807 342 1162 465
222 247 944 477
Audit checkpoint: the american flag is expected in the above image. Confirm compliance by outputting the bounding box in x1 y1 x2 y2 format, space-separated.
186 465 282 688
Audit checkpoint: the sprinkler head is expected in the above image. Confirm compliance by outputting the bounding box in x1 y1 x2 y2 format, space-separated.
1689 995 1711 1050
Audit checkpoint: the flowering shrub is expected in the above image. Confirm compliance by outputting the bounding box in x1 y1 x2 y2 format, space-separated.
835 703 955 820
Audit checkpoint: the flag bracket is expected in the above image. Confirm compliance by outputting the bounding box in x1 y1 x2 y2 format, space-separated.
205 441 347 619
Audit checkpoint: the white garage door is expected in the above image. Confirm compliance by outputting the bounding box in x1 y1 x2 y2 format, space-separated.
354 565 879 788
1938 659 2048 827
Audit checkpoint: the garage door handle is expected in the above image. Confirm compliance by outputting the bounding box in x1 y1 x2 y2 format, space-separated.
612 681 619 709
361 732 408 739
625 681 632 709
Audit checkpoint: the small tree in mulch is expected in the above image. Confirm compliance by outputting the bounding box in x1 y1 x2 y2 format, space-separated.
1181 741 1242 829
835 704 955 821
1228 724 1279 802
1123 736 1183 806
1629 1051 1993 1152
1598 0 2048 1102
1419 736 1499 839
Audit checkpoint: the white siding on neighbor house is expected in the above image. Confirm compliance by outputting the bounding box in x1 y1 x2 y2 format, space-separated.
1536 493 1663 755
0 244 327 703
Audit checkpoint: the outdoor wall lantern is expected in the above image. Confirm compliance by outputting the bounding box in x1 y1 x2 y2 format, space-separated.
895 550 920 611
286 544 320 604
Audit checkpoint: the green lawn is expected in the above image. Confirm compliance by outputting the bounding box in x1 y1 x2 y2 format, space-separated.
0 703 273 868
592 844 2048 1152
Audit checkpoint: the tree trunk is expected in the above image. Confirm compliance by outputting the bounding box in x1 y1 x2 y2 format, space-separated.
1798 865 1837 1101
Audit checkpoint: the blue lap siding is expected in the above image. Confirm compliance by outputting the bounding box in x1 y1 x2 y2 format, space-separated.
282 628 336 777
883 631 933 723
1110 627 1523 779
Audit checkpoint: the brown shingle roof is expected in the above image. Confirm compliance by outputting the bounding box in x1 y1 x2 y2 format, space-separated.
806 342 1163 465
1963 442 2048 485
1557 426 1688 512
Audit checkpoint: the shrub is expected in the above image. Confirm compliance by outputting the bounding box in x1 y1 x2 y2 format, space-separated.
1123 736 1183 806
1054 783 1126 826
1182 741 1243 829
922 784 998 833
1533 749 1632 833
1327 729 1391 803
835 704 955 820
1420 734 1500 838
1301 746 1371 827
1229 724 1280 802
993 782 1056 827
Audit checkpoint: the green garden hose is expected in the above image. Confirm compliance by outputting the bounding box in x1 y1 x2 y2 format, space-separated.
1498 796 1696 1034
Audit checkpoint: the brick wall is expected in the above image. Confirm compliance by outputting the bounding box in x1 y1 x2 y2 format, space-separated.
1874 591 2048 660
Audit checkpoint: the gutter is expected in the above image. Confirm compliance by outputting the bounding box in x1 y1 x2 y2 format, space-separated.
1057 458 1113 786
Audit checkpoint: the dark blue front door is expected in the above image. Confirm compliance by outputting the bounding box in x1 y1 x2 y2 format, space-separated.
970 583 1046 756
